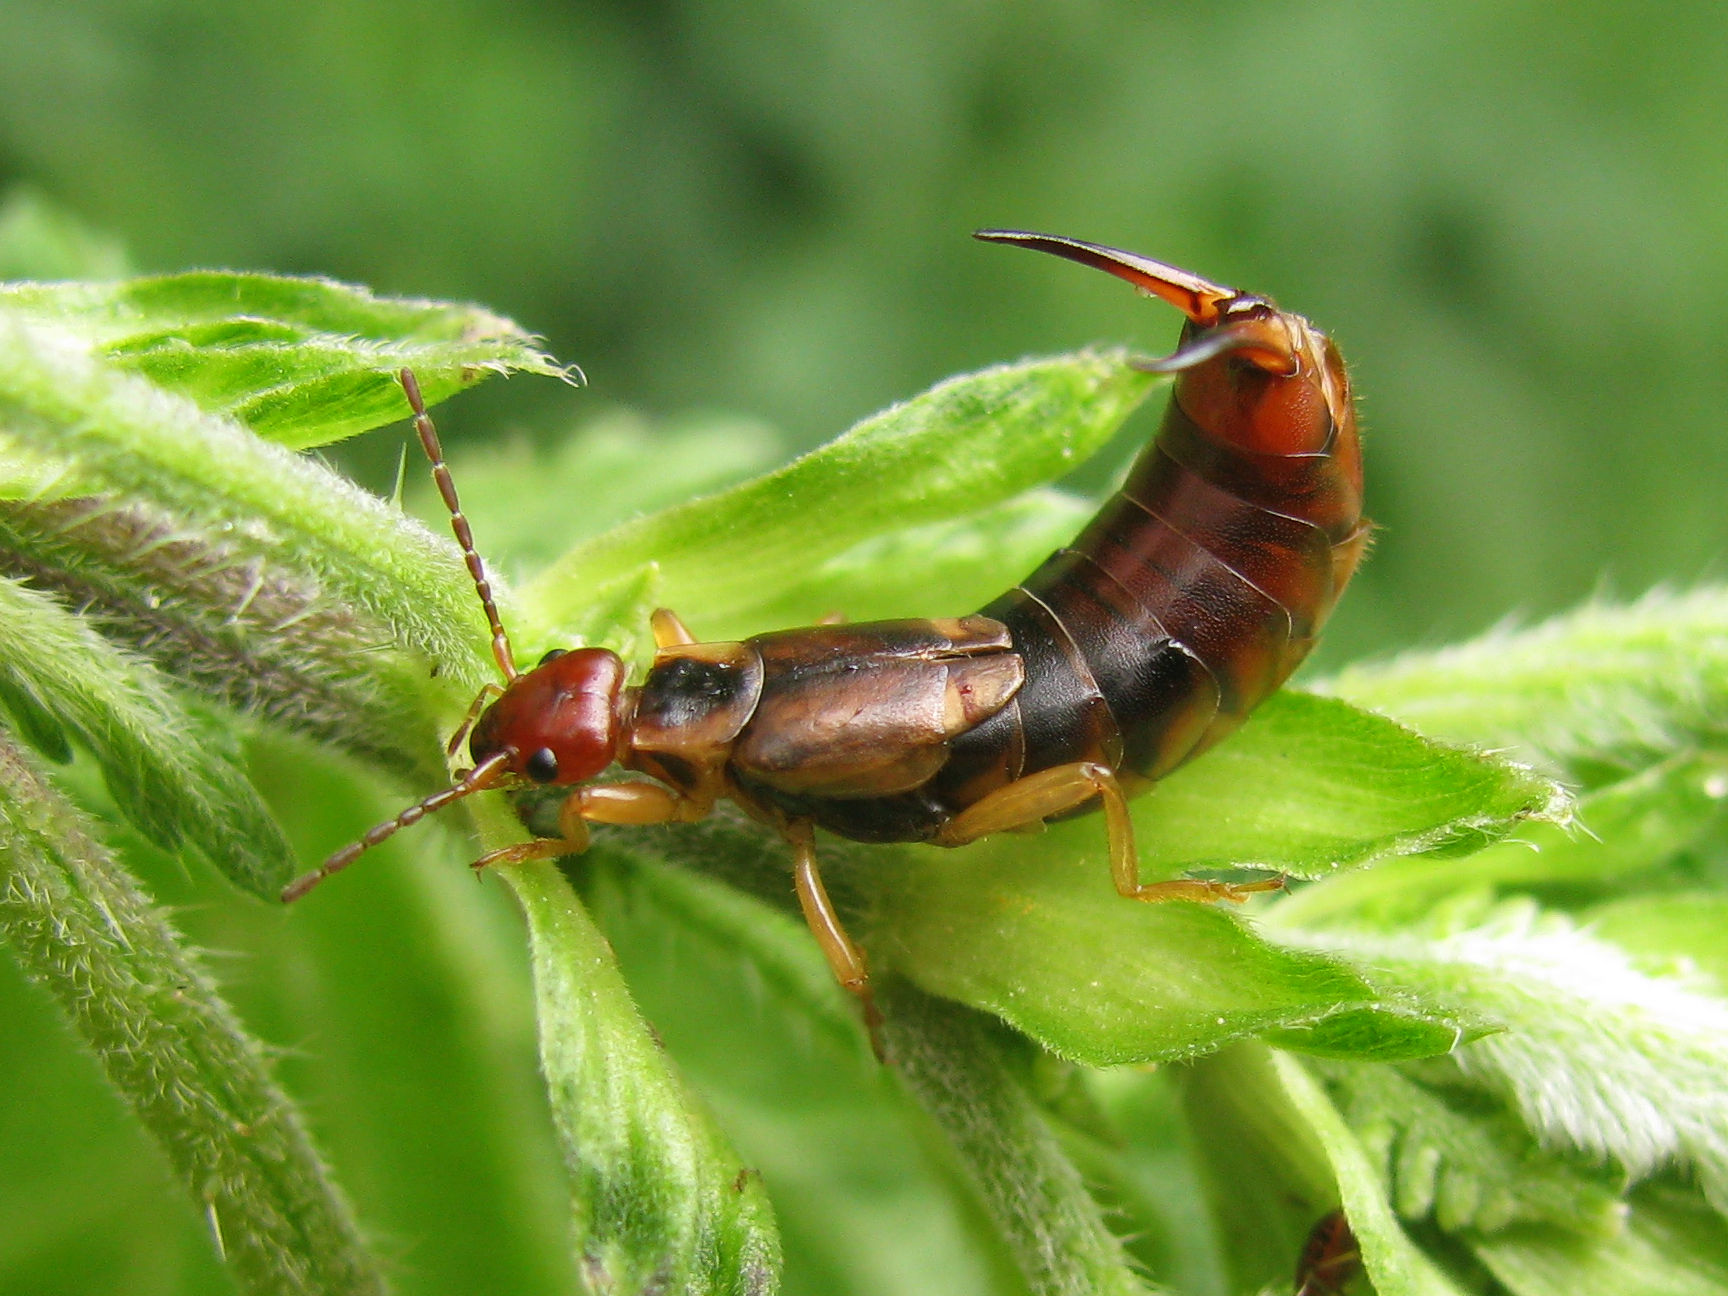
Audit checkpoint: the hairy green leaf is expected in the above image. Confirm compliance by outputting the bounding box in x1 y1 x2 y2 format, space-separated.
1276 750 1728 929
527 350 1158 637
0 576 292 896
1315 1060 1625 1235
864 692 1554 1064
874 838 1469 1066
500 856 781 1295
0 308 508 750
0 732 382 1294
1128 692 1565 880
879 983 1163 1296
1325 587 1728 780
1293 903 1728 1211
0 271 569 448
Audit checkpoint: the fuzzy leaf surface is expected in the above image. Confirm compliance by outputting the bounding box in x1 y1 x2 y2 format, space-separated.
0 733 382 1294
1325 587 1728 779
528 350 1158 637
1291 903 1728 1212
0 576 292 896
0 272 568 448
500 857 781 1295
869 692 1557 1064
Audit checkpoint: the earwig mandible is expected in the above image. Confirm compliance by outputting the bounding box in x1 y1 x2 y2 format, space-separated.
283 230 1369 1039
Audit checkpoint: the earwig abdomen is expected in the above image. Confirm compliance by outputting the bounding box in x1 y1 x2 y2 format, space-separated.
706 237 1367 851
982 380 1366 786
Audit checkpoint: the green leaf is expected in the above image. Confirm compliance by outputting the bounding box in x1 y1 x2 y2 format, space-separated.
498 857 781 1295
743 488 1093 629
0 576 293 897
0 307 515 774
526 349 1159 638
0 271 570 449
1315 1060 1625 1236
862 691 1555 1065
878 983 1163 1296
1275 750 1728 929
1272 1051 1474 1296
1324 586 1728 780
1471 1185 1728 1296
1124 692 1565 881
873 837 1470 1066
0 731 383 1294
1290 902 1728 1212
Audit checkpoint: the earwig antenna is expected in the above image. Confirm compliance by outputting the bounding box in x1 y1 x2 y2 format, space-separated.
400 368 518 681
280 751 514 902
974 229 1239 327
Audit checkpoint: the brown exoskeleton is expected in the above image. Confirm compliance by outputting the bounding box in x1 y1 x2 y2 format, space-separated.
284 231 1368 1043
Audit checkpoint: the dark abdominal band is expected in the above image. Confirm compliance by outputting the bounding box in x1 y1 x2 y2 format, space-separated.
965 398 1341 788
773 398 1345 845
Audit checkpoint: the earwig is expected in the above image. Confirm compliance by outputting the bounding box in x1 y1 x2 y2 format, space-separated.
284 232 1368 1042
1294 1209 1362 1296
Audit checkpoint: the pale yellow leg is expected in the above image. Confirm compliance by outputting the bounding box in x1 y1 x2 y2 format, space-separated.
650 607 698 648
470 780 707 870
935 760 1281 904
786 820 884 1057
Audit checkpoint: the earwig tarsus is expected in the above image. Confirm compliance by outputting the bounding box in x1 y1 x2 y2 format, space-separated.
283 231 1369 1047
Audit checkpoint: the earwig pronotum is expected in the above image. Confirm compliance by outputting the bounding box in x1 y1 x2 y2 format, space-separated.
283 231 1368 1041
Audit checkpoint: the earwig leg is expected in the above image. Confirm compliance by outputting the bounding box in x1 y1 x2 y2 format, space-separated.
574 780 712 825
786 820 884 1058
472 833 589 869
473 796 592 869
934 760 1132 852
1127 874 1286 904
934 761 1279 905
470 781 712 871
650 607 698 648
446 683 504 758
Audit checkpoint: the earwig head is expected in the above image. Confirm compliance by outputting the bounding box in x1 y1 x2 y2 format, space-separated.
974 229 1353 459
280 370 621 904
469 647 627 786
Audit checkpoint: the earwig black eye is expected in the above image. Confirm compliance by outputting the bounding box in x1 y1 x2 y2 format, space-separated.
538 648 568 666
525 747 559 783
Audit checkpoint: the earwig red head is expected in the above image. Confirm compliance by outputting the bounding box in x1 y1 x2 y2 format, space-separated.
279 370 623 904
469 647 627 786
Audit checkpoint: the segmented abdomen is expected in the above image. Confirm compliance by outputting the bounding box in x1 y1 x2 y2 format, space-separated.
961 394 1367 789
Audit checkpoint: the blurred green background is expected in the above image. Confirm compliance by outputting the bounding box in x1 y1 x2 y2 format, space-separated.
2 2 1725 1294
